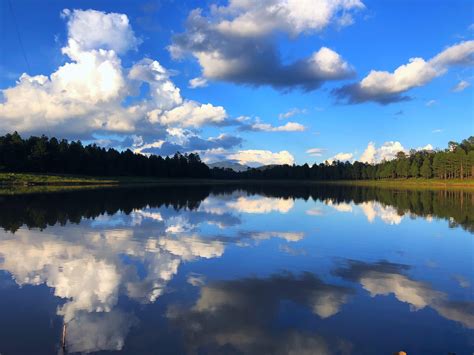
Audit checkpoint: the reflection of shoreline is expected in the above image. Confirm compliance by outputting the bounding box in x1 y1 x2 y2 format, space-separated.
0 184 471 233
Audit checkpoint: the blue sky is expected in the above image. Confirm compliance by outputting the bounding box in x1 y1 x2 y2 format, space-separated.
0 0 473 165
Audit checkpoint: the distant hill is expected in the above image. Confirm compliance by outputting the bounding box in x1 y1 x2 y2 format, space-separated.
208 161 250 172
255 164 279 171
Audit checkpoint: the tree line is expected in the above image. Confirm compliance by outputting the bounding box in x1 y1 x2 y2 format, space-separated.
0 132 472 180
212 137 474 180
0 132 210 178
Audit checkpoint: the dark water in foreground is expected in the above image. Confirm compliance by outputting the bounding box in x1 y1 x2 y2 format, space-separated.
0 184 472 354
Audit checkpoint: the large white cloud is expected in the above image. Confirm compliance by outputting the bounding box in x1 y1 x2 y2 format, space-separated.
0 9 229 145
334 40 474 104
359 141 405 164
169 1 358 90
62 9 141 54
213 0 365 37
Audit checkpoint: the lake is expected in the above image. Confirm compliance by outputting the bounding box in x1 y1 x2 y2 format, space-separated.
0 184 472 354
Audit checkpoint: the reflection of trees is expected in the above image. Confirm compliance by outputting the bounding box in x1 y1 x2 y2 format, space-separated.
0 184 472 233
168 273 354 355
0 185 212 232
212 184 473 232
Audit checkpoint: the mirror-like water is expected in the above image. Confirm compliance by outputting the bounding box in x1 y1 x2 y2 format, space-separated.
0 184 472 354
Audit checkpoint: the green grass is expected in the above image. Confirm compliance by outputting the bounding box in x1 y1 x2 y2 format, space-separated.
325 178 474 190
1 172 473 190
0 173 205 185
0 172 118 185
0 173 239 186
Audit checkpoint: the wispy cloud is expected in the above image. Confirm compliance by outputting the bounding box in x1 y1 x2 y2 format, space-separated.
238 117 306 132
306 148 326 157
278 108 307 119
188 77 208 89
452 79 470 92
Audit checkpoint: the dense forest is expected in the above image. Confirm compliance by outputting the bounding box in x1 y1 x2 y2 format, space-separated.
0 132 210 178
215 137 474 180
0 132 473 180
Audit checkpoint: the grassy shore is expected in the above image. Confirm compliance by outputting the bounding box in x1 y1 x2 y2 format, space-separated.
329 178 474 189
1 172 473 190
0 172 178 186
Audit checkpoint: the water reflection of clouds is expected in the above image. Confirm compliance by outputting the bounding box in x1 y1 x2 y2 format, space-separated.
66 310 137 353
199 192 295 215
325 200 353 213
453 275 471 289
0 190 471 353
335 260 474 329
0 196 305 353
168 273 353 355
311 199 405 225
0 229 218 352
359 202 403 225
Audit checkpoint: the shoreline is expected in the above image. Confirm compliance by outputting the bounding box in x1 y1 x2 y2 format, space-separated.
1 173 473 191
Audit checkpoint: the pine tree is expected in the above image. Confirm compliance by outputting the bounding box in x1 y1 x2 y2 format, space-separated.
410 160 420 177
420 157 432 178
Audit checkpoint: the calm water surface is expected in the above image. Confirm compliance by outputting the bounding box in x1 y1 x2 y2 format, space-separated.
0 184 472 354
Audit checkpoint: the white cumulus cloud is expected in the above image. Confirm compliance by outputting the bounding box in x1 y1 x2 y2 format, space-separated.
334 40 474 104
359 141 405 164
213 0 365 37
0 9 229 146
227 149 295 166
326 152 353 163
169 2 358 90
